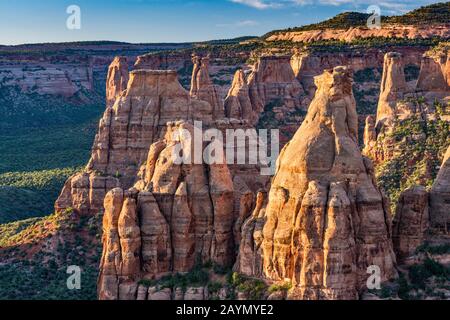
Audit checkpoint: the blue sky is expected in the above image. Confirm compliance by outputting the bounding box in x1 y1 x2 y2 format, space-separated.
0 0 443 45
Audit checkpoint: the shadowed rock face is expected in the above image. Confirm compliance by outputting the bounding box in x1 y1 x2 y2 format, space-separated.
430 146 450 231
417 43 450 93
236 66 397 300
224 69 253 120
392 147 450 261
223 55 305 125
106 56 129 107
392 186 430 262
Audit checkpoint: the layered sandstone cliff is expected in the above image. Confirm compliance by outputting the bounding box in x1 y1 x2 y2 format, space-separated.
97 122 238 299
55 69 214 215
266 24 450 43
0 57 93 97
236 66 397 300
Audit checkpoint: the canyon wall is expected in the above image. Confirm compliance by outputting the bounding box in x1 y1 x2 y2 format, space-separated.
266 24 450 43
0 57 93 97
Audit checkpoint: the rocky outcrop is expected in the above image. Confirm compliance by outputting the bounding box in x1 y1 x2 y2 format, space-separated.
266 24 450 43
224 69 253 120
134 52 191 71
236 66 397 300
247 55 304 121
392 146 450 261
376 52 409 126
224 55 305 125
190 55 224 119
106 57 129 107
364 49 449 164
0 58 93 97
392 186 430 262
430 146 450 231
55 70 214 215
417 43 450 95
98 121 238 299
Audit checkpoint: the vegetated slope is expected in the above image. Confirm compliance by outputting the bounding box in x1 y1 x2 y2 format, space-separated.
0 209 102 300
264 2 450 38
387 2 450 25
376 103 450 211
0 75 105 222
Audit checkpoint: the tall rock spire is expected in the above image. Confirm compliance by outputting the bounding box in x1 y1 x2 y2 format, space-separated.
190 54 224 119
376 52 408 126
224 69 253 120
236 66 397 300
106 57 129 107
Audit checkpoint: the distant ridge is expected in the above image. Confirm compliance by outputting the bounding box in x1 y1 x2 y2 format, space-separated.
264 1 450 39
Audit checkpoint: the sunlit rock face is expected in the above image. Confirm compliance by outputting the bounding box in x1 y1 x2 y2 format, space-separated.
106 56 129 107
236 67 397 300
363 49 450 165
190 54 224 120
97 121 239 300
55 68 214 215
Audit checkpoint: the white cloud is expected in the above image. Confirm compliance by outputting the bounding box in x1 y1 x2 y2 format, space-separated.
229 0 438 14
216 19 260 27
230 0 275 9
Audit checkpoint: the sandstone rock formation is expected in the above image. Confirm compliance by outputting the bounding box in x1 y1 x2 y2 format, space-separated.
106 57 129 107
52 57 269 300
236 66 397 300
290 47 424 99
368 48 450 262
430 145 450 231
364 49 449 164
376 52 409 126
392 146 450 261
247 55 304 121
392 186 430 261
416 43 450 96
223 55 305 125
97 121 237 299
55 69 214 215
266 24 450 43
190 54 224 119
224 69 253 120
